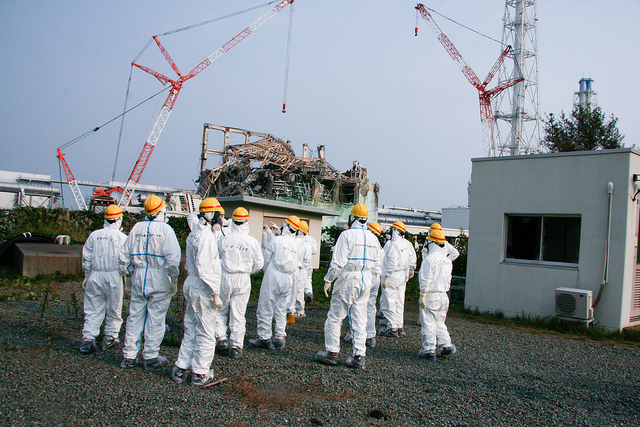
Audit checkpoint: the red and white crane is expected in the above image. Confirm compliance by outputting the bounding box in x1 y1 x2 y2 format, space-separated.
415 3 523 157
56 148 88 210
117 0 294 207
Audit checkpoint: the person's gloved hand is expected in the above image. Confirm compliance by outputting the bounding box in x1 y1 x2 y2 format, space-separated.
170 276 178 295
82 275 89 289
214 294 223 310
381 276 389 289
408 267 415 279
419 292 428 309
324 281 332 297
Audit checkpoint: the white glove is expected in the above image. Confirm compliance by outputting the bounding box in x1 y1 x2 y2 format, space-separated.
419 291 428 309
381 276 389 289
82 275 89 289
170 276 178 295
324 281 332 297
214 294 223 310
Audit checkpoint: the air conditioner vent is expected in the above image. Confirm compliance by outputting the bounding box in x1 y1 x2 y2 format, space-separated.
555 288 593 320
556 292 577 316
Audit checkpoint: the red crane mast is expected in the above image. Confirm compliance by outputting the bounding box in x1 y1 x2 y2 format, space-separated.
57 148 88 210
118 0 294 207
415 3 522 156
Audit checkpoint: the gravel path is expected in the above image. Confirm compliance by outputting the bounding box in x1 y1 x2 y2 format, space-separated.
0 283 639 426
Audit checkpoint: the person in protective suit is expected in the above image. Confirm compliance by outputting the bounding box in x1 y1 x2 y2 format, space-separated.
379 221 416 337
249 215 301 350
215 207 264 359
288 220 311 320
302 222 318 304
79 204 127 354
315 204 383 370
119 194 181 370
343 221 383 348
418 229 456 361
417 222 459 326
171 198 222 387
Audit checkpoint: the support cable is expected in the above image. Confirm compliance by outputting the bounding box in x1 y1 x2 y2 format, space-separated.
281 2 294 113
112 64 134 181
59 85 169 151
418 5 503 45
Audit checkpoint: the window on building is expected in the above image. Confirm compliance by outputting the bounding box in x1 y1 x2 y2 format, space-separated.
505 215 581 264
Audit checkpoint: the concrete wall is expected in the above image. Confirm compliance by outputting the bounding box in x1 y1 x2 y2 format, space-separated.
219 200 323 268
466 149 640 330
15 243 83 277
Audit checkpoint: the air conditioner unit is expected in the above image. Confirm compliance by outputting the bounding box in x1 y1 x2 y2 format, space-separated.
555 288 594 320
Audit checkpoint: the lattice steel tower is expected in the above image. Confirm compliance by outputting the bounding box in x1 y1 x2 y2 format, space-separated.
493 0 542 156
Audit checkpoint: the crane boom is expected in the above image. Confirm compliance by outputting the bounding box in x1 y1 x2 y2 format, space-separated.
415 3 523 156
57 148 88 210
118 0 293 207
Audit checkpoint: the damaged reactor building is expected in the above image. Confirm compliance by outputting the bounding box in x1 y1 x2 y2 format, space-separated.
196 124 379 224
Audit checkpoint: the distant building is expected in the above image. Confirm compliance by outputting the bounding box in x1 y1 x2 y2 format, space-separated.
466 149 640 331
0 170 60 209
377 205 468 238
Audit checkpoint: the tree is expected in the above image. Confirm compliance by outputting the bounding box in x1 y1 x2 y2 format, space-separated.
543 105 624 152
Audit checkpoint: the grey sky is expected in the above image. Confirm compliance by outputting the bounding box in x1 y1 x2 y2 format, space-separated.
1 0 638 210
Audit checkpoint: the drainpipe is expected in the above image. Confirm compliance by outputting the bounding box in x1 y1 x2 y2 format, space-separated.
593 181 614 310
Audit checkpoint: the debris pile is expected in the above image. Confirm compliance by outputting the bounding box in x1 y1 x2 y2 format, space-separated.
197 124 378 210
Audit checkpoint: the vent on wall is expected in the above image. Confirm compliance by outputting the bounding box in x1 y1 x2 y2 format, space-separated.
555 288 594 320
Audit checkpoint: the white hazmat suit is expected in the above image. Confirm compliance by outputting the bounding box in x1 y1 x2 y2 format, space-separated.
322 221 383 358
174 217 221 377
120 217 181 363
380 229 416 332
216 220 263 351
303 234 318 298
81 219 127 346
254 225 299 344
290 231 311 317
418 242 454 354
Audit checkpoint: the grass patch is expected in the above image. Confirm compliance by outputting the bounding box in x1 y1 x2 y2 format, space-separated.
450 304 640 346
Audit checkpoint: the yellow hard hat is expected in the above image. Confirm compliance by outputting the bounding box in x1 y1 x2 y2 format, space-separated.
284 215 301 231
350 203 369 219
367 222 382 236
232 207 249 221
144 194 165 215
104 204 123 219
391 221 406 234
429 223 442 231
199 197 222 213
428 229 446 244
299 220 309 234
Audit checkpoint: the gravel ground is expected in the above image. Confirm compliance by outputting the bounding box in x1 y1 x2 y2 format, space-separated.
0 282 639 427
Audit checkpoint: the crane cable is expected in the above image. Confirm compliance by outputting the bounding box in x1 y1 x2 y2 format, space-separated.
60 1 281 153
281 2 294 113
416 6 504 45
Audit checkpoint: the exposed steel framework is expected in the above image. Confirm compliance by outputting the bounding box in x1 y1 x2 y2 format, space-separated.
415 3 523 157
117 0 294 207
56 148 88 210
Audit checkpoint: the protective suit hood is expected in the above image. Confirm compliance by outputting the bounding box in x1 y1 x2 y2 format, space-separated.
391 228 404 240
229 220 250 234
103 218 122 230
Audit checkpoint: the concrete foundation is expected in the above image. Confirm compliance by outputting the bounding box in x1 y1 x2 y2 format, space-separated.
15 243 83 277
